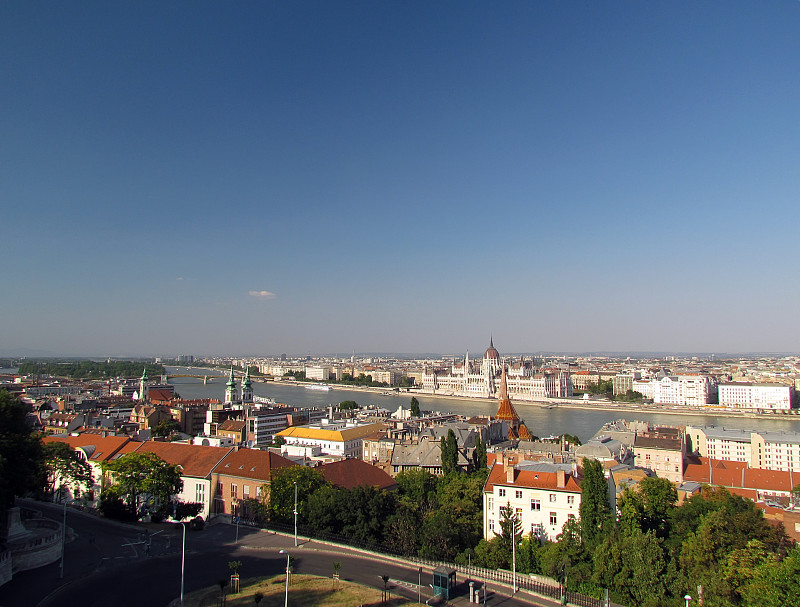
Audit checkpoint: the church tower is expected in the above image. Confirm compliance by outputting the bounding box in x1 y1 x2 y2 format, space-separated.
241 367 253 404
494 366 532 441
139 367 150 401
224 367 238 404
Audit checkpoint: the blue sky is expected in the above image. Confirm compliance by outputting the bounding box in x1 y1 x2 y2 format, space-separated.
2 2 799 357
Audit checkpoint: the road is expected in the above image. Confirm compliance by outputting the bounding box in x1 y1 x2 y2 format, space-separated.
3 502 561 607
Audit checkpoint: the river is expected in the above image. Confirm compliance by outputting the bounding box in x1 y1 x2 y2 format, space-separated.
165 367 800 442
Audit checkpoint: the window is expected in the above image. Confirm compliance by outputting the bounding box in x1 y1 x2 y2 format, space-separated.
244 485 250 498
498 488 506 497
549 493 557 503
216 482 223 496
489 520 495 531
256 486 262 498
515 490 523 499
567 495 575 505
516 507 523 516
196 484 205 504
550 512 557 526
488 498 494 511
531 499 541 511
231 484 238 499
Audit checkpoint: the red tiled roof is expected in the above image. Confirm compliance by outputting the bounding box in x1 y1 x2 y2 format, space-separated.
148 389 174 403
214 448 295 482
131 441 233 478
484 462 582 493
44 434 131 462
318 459 398 491
218 419 246 432
683 456 796 493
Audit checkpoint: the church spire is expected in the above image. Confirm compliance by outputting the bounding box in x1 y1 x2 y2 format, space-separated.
225 366 237 404
499 365 508 400
241 366 253 404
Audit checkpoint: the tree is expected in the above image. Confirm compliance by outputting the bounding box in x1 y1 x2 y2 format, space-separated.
101 451 183 516
440 429 459 475
592 529 667 607
42 440 93 502
578 458 611 547
152 419 181 438
436 471 486 551
338 400 359 410
267 465 326 524
559 434 582 447
0 390 44 515
741 545 800 607
471 436 487 471
616 476 678 538
409 397 421 417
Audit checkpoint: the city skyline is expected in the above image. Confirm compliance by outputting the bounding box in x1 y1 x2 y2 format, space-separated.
3 2 800 357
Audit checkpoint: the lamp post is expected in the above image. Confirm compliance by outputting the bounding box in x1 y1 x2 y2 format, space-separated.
180 522 187 606
280 550 290 607
512 530 516 594
684 594 692 607
293 481 298 547
418 567 422 605
59 485 67 579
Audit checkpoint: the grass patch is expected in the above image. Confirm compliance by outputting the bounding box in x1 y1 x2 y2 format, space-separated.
180 574 425 607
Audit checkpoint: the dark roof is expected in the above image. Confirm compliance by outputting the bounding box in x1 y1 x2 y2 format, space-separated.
633 435 682 450
214 448 296 482
319 459 398 490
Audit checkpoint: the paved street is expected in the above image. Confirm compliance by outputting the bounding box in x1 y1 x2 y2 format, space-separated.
3 502 562 607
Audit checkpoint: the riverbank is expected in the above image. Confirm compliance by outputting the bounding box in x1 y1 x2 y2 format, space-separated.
273 379 797 421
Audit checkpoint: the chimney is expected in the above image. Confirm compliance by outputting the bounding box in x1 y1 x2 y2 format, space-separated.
506 464 515 484
557 468 566 488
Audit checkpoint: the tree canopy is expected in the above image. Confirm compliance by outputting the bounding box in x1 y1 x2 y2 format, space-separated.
42 440 93 501
0 390 43 513
101 451 183 516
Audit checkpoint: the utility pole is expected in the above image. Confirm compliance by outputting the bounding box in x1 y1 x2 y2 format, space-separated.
293 481 298 546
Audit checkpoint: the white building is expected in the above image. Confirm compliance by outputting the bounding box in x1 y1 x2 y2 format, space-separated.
246 410 290 448
651 375 715 407
422 339 572 401
687 425 800 472
483 459 582 541
276 420 385 459
718 382 793 411
305 366 331 381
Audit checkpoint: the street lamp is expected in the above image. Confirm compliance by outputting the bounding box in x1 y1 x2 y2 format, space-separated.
280 550 290 607
59 485 67 579
180 522 187 606
684 594 692 607
418 567 422 605
293 481 298 547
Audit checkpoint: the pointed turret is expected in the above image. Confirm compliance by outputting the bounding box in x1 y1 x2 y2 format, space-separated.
225 366 237 404
494 366 532 441
241 366 253 404
139 367 150 401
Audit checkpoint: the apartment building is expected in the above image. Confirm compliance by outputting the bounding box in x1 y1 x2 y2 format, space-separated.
718 382 793 411
276 420 386 459
686 426 800 472
483 459 582 541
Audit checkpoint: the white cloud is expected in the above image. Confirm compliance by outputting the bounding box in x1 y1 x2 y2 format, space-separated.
248 290 276 299
176 277 184 281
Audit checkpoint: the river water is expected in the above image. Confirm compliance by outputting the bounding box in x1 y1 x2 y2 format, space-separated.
165 367 800 442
